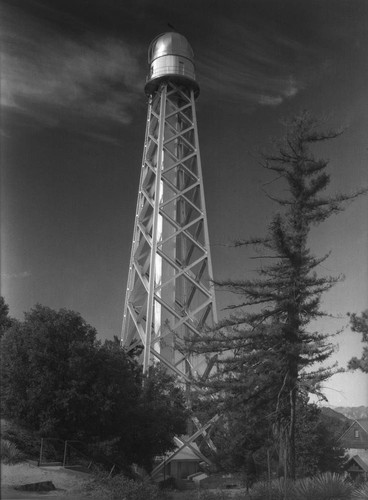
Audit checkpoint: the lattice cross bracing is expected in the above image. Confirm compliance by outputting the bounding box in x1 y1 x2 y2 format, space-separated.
121 81 217 382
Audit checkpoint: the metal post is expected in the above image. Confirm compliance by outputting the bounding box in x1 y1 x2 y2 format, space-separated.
267 448 271 500
39 438 44 466
62 441 68 467
143 84 167 374
108 464 116 478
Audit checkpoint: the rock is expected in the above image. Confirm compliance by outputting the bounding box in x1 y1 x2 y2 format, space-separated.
14 480 56 491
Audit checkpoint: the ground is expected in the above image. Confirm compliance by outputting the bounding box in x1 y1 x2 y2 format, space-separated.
1 462 91 498
1 462 247 499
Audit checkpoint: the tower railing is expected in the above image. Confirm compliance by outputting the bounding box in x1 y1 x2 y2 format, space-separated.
146 65 196 82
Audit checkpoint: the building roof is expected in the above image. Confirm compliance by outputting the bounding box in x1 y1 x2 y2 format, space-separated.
160 441 201 462
173 444 201 461
358 419 368 433
346 454 368 473
339 419 368 442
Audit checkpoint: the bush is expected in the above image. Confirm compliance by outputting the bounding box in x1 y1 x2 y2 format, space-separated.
81 473 172 500
293 473 353 500
197 490 231 500
249 478 293 500
1 420 40 459
352 482 368 500
1 439 24 464
175 491 238 500
249 473 353 500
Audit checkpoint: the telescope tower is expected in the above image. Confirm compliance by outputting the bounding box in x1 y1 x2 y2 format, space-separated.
121 32 218 477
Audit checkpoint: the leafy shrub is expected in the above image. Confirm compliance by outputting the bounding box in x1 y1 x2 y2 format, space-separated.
352 482 368 500
198 490 231 500
1 420 40 459
249 473 353 500
175 490 236 500
249 478 293 500
1 439 24 464
293 472 353 500
81 473 172 500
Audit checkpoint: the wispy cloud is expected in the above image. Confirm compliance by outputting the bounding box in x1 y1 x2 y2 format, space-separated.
0 4 145 131
1 271 32 280
197 18 324 107
258 95 283 106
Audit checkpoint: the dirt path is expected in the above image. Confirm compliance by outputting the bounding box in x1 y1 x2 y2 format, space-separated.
1 462 90 497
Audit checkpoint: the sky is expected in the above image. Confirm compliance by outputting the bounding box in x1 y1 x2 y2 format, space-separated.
1 0 367 407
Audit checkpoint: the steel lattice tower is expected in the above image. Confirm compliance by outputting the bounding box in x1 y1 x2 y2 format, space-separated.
121 33 218 476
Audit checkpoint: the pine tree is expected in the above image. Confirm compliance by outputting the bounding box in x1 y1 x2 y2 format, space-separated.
348 310 368 373
0 296 14 339
190 111 366 480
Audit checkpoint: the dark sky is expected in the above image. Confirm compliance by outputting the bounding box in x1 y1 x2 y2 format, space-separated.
1 0 367 405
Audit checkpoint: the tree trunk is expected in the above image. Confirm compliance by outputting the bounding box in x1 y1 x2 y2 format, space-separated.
288 386 297 479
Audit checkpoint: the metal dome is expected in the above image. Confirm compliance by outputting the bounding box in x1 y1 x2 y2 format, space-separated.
145 32 199 97
148 32 194 64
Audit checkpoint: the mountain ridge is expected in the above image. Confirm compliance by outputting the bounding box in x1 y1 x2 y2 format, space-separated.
323 406 368 420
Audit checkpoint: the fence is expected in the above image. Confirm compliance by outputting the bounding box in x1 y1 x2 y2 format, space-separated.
39 438 116 477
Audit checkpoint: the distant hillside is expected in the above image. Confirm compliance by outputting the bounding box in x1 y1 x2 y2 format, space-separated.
319 407 368 441
332 406 368 420
321 407 352 424
319 407 351 438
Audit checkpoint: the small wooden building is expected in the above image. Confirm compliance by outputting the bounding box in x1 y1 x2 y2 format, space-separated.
164 444 201 480
156 443 202 481
345 455 368 481
339 419 368 450
339 419 368 481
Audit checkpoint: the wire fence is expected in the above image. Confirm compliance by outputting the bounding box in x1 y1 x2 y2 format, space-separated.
39 438 117 477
